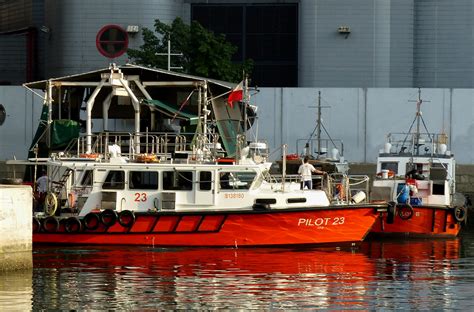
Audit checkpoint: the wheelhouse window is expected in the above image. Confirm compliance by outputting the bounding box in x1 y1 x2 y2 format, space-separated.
129 171 158 190
163 171 193 191
199 171 212 191
81 170 93 186
381 162 398 173
219 171 256 190
102 170 125 190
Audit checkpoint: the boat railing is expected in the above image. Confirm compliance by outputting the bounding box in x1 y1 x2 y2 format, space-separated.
327 173 370 204
383 132 448 156
296 138 344 159
61 131 222 160
264 173 326 191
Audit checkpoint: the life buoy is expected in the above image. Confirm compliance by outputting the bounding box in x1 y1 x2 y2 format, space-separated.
65 217 82 233
376 170 395 179
285 154 299 161
136 153 159 163
42 216 59 233
397 204 414 220
44 193 58 216
100 209 118 227
80 153 100 159
118 210 136 227
32 217 41 233
453 206 467 223
83 213 100 231
217 157 235 164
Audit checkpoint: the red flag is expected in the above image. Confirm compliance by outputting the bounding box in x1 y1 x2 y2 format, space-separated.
227 81 243 108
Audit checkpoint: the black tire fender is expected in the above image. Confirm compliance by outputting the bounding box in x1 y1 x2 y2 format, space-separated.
100 209 118 227
65 217 83 233
32 217 41 233
83 213 100 231
454 206 467 223
42 216 59 233
386 201 396 224
118 210 136 227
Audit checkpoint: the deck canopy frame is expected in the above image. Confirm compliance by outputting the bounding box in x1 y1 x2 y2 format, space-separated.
23 64 244 156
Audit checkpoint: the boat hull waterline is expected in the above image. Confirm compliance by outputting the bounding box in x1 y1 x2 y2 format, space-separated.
372 205 461 238
33 206 382 247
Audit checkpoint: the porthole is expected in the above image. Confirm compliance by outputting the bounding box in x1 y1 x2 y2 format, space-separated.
0 104 6 126
96 25 129 58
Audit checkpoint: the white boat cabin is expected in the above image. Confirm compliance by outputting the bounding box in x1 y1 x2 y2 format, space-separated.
372 132 455 206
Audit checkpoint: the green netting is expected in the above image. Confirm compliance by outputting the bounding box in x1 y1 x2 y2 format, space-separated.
51 119 80 148
28 105 81 157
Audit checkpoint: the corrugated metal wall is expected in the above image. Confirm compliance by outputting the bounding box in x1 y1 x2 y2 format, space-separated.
2 0 474 88
0 0 33 31
44 0 186 78
299 0 415 87
414 0 474 87
0 86 472 164
0 86 44 160
252 87 474 164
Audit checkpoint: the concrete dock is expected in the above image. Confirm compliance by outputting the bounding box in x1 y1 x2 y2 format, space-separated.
0 184 32 271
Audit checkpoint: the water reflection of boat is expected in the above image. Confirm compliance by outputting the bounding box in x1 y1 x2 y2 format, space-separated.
32 246 376 309
370 89 468 238
364 238 460 262
30 237 463 310
21 65 385 247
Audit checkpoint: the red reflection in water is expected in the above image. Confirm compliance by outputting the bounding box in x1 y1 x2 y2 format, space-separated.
363 238 461 283
31 239 461 310
33 246 375 309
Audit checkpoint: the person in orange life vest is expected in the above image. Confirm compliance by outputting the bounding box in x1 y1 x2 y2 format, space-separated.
298 156 325 190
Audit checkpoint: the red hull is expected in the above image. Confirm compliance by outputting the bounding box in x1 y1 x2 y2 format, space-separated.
371 205 461 238
33 206 381 247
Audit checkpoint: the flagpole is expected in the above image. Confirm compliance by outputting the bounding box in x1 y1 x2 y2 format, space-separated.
206 89 232 103
244 74 248 138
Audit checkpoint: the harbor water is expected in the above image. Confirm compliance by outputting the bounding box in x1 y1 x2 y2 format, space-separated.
1 226 474 310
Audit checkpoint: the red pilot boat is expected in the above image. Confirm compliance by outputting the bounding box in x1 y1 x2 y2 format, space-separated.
22 65 385 247
370 89 468 238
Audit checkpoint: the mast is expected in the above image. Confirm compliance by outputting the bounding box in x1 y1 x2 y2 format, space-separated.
415 88 422 156
243 75 249 137
317 91 322 159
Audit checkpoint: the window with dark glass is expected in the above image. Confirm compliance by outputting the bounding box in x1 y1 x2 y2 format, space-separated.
81 170 93 186
192 3 298 87
129 171 158 190
163 171 193 191
199 171 212 190
381 162 398 173
102 170 125 190
219 171 256 190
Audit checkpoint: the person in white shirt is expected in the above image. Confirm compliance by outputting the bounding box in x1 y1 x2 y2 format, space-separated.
298 156 325 190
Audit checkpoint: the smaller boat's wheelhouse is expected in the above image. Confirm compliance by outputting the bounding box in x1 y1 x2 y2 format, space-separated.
372 111 456 207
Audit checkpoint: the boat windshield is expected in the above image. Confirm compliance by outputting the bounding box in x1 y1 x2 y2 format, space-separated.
219 171 256 190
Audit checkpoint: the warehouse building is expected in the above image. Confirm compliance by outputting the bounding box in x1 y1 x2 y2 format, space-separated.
1 0 473 88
